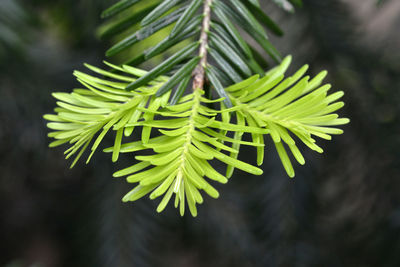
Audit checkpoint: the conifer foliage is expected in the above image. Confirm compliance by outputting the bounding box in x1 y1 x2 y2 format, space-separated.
45 0 349 216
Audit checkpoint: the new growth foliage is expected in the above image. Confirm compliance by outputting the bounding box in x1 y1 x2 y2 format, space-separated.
45 0 349 216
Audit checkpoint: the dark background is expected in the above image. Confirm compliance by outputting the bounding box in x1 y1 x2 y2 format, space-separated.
1 0 400 266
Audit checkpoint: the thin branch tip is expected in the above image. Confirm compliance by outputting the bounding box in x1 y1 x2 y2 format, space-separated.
193 0 213 91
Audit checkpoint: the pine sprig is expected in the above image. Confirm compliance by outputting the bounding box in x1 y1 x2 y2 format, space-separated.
44 0 348 217
45 56 348 215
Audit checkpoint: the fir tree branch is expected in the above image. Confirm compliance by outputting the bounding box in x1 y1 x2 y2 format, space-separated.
193 0 213 91
43 0 350 216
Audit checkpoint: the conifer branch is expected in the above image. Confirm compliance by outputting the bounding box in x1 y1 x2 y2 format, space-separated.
44 0 351 216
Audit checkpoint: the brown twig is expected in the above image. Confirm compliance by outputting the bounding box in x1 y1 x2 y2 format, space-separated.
192 0 212 91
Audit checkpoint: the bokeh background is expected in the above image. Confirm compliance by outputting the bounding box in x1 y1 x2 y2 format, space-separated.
1 0 400 266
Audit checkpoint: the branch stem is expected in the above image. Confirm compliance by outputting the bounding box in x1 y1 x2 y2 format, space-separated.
192 0 213 91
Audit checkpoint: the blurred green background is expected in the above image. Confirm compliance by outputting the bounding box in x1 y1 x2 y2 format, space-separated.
1 0 400 266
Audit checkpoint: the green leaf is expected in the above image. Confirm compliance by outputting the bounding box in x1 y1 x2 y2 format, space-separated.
122 184 159 202
126 42 199 91
206 66 233 108
106 7 185 57
211 65 234 86
101 0 141 19
156 56 200 96
245 115 265 166
145 15 202 60
195 115 269 134
208 48 243 83
136 148 183 165
113 161 151 177
156 184 175 212
210 21 248 60
141 0 182 26
230 0 268 38
150 171 177 199
99 4 157 39
249 45 270 69
193 139 262 175
209 32 252 77
225 74 259 92
170 0 203 38
240 0 284 36
211 8 252 59
112 128 124 162
170 76 191 105
216 0 281 62
226 112 245 177
275 141 295 177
